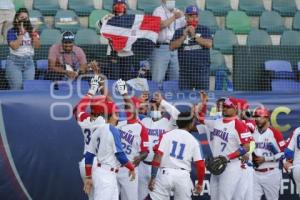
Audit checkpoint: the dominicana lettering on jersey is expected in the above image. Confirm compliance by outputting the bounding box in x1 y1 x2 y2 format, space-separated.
119 129 134 145
148 129 165 137
210 128 229 142
255 142 270 150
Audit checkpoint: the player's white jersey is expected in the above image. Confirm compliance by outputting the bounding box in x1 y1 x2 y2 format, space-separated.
286 128 300 165
74 95 106 155
157 129 203 171
141 117 176 162
86 124 124 168
117 122 148 161
253 127 285 169
77 114 105 155
204 118 252 159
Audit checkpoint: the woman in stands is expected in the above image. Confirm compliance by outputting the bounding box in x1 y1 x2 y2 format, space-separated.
6 8 40 90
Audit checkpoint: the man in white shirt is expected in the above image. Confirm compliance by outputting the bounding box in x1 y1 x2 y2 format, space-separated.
0 0 15 44
151 0 186 83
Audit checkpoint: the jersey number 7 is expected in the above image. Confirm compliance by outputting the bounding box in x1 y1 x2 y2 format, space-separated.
170 141 186 160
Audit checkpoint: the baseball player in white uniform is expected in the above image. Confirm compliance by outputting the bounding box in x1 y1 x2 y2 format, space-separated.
73 74 106 199
148 106 205 200
139 92 180 200
115 79 149 200
284 127 300 198
252 107 286 200
83 97 136 200
234 98 256 200
197 97 253 200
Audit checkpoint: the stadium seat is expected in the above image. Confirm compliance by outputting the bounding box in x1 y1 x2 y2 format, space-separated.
259 11 286 34
23 80 52 91
40 28 62 45
226 11 251 34
75 29 100 45
198 10 219 34
102 0 114 11
210 50 230 76
137 0 161 14
36 59 48 80
247 29 272 45
292 12 300 31
213 30 238 54
176 0 197 11
205 0 232 16
280 30 300 46
265 60 294 80
54 10 81 33
89 9 111 30
265 60 293 72
298 62 300 71
36 59 48 70
68 0 95 16
13 0 25 11
29 10 47 32
127 9 145 15
238 0 265 16
272 0 297 17
1 60 6 69
33 0 59 16
265 60 300 91
162 80 179 92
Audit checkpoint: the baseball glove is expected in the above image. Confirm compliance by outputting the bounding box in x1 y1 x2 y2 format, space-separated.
205 155 228 175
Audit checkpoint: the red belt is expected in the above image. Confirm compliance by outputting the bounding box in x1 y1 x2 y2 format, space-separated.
97 163 119 173
255 168 274 172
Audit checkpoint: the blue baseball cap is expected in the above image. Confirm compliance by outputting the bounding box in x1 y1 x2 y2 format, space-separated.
113 0 126 4
185 5 199 15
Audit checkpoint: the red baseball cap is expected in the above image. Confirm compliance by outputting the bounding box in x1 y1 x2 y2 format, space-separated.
238 99 249 111
91 97 119 115
223 97 239 109
253 107 270 118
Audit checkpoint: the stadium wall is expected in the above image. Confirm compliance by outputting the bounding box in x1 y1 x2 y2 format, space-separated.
0 91 299 200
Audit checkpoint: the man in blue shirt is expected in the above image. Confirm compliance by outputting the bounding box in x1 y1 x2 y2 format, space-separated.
170 5 212 90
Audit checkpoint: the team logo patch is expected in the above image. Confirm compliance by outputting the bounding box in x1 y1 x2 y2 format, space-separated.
279 141 285 147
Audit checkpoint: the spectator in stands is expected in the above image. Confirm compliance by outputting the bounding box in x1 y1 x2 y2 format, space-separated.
47 31 88 81
6 8 40 90
0 0 15 44
151 0 186 84
170 5 212 90
101 0 134 80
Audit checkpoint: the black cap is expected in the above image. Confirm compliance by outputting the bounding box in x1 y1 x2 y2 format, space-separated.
62 31 75 43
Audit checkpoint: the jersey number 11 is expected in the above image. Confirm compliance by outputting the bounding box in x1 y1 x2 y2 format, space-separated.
170 141 186 160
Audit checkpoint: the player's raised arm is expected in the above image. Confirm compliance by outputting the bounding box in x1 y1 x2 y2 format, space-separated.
116 79 138 123
152 92 180 120
196 91 208 124
73 74 103 122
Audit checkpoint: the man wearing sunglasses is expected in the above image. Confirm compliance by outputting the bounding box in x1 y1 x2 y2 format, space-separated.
47 31 88 81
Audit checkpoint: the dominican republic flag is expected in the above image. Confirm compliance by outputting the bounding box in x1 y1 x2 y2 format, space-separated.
100 14 161 52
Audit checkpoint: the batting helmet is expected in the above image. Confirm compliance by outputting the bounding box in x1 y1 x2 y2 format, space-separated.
252 107 270 118
91 97 119 115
